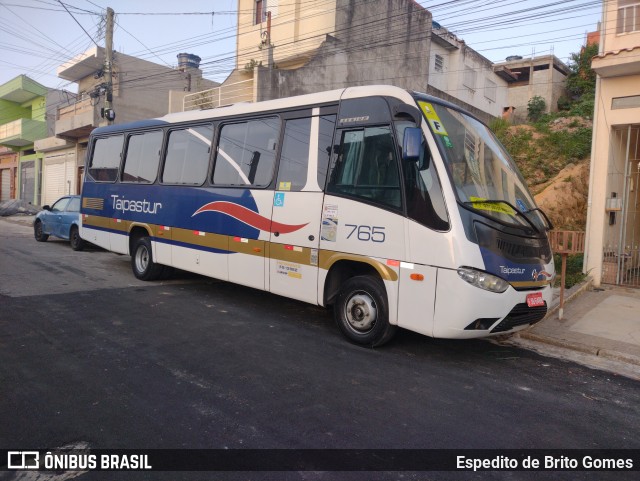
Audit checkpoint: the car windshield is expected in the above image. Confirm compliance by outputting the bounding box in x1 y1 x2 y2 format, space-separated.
415 97 550 231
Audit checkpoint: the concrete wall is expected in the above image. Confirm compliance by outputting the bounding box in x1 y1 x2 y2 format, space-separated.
584 0 640 286
256 0 431 100
71 51 218 124
494 56 568 123
585 73 640 286
236 0 336 70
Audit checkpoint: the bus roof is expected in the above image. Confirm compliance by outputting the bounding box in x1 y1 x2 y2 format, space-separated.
89 85 474 137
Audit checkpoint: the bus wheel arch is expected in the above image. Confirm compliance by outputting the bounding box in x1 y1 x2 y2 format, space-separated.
324 260 396 346
129 227 163 281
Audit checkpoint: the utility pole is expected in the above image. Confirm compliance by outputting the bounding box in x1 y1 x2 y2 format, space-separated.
103 7 115 124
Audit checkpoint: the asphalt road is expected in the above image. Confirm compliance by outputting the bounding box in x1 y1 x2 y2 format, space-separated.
1 217 639 480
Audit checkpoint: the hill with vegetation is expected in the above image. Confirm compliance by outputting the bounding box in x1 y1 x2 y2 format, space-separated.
490 43 598 231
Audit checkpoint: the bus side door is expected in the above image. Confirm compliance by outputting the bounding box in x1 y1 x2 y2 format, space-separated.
269 112 335 304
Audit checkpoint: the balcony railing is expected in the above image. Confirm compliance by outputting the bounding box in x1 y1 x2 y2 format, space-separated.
183 79 254 111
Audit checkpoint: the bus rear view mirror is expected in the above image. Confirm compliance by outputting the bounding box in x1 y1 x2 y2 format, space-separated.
402 127 422 163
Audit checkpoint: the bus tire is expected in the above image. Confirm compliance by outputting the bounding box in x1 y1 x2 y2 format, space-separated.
334 275 396 347
34 220 49 242
131 236 163 281
69 225 86 251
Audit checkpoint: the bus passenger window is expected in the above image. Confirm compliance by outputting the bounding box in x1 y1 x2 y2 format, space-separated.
89 135 124 182
122 131 163 183
213 117 280 187
162 125 213 185
327 126 401 210
278 117 311 191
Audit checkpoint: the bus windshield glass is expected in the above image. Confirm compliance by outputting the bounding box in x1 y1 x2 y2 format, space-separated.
416 98 550 231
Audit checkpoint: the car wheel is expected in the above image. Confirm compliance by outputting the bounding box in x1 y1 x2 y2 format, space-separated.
69 225 86 251
131 236 164 281
333 275 397 347
34 220 49 242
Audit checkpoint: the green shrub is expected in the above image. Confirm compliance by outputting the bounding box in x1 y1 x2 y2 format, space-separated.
553 253 586 289
569 98 595 118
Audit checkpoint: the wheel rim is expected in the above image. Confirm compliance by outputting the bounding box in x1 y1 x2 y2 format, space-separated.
135 245 149 273
71 229 78 246
344 291 377 333
36 223 42 237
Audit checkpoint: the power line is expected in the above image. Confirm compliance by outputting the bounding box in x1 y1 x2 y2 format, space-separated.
56 0 100 48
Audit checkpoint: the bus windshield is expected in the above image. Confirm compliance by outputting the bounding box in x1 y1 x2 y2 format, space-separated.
416 99 550 232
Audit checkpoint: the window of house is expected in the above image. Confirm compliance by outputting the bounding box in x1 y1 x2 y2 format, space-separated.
213 117 280 187
617 0 640 34
484 78 497 102
162 125 213 185
89 135 123 182
255 0 264 24
463 66 477 91
434 54 444 72
327 126 402 210
122 131 163 183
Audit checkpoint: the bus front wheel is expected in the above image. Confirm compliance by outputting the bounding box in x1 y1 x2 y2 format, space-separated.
131 236 164 281
334 275 396 347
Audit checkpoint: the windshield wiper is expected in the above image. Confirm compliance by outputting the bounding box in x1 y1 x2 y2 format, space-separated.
522 206 554 231
462 199 542 233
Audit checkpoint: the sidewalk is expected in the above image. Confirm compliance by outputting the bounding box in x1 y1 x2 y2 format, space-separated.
506 281 640 380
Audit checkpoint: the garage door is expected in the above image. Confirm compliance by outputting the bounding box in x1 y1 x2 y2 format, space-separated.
43 152 76 206
0 169 10 201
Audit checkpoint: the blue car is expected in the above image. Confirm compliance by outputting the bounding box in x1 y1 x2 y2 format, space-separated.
33 195 86 251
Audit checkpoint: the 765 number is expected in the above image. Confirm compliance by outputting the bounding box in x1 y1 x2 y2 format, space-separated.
345 224 386 243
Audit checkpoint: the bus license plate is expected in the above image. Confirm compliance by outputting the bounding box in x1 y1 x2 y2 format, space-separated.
526 292 544 307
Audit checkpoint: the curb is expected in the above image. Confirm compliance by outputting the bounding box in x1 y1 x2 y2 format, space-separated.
598 348 640 367
515 331 640 367
516 331 599 356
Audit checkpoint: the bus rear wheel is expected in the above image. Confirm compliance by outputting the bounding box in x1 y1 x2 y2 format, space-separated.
131 236 164 281
333 275 396 347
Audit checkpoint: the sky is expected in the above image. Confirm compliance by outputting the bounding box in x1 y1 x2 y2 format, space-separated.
0 0 604 92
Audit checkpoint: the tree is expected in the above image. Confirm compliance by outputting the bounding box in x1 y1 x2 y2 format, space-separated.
566 43 598 100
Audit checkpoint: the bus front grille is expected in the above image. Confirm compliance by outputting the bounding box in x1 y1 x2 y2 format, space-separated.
490 302 547 333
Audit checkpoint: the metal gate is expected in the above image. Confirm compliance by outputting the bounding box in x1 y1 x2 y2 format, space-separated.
20 161 35 205
0 169 10 201
603 125 640 287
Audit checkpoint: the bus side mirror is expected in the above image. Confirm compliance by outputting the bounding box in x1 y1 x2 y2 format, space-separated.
402 127 423 163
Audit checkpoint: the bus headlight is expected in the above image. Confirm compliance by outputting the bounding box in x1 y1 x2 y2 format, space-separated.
457 267 509 293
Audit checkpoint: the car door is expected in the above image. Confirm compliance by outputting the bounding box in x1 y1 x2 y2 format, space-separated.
60 197 81 240
47 197 71 238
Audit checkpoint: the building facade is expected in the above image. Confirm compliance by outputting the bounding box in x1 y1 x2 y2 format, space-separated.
0 75 68 205
428 23 509 122
37 47 217 206
493 55 570 123
585 0 640 288
187 0 513 124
